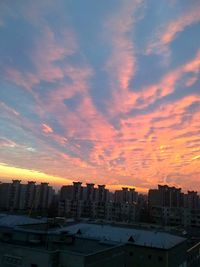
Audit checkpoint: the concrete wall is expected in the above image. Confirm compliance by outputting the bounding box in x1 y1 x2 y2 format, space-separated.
85 246 125 267
0 242 58 267
126 244 167 267
59 251 85 267
125 242 187 267
168 241 187 267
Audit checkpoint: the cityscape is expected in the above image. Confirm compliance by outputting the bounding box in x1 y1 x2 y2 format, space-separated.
1 179 200 229
0 180 200 266
1 0 200 266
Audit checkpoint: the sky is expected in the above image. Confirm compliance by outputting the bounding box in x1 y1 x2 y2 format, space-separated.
0 0 200 192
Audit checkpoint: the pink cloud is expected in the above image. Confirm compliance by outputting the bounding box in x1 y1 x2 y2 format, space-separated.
104 0 144 114
31 26 77 82
4 25 77 95
61 153 91 169
134 50 200 109
0 138 17 148
42 123 53 134
84 93 200 190
146 2 200 56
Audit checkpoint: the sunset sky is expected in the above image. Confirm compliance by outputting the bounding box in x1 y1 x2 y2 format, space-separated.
0 0 200 192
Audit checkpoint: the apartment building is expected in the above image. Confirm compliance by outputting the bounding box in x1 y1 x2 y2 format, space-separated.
148 185 200 228
0 180 54 212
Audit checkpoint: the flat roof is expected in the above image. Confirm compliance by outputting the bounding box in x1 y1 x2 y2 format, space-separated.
0 214 45 227
0 215 186 250
59 223 186 249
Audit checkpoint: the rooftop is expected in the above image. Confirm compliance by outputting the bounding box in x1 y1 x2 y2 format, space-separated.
0 214 45 227
0 215 186 250
59 222 186 249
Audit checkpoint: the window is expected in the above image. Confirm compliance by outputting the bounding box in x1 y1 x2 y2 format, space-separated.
31 264 38 267
3 255 22 266
158 256 163 262
129 251 133 256
148 254 152 259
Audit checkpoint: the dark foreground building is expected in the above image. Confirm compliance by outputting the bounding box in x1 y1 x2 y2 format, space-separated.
0 214 197 267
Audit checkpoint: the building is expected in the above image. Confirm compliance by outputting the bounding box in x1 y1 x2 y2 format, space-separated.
0 215 124 267
115 187 138 204
0 181 54 213
0 183 11 210
148 185 200 228
0 213 200 267
149 185 182 208
9 180 21 210
57 222 188 267
59 183 138 223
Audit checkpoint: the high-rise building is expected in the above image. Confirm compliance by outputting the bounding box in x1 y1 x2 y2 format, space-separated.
60 185 73 201
96 184 107 202
85 183 95 202
73 182 82 201
185 191 199 210
115 187 138 204
149 185 182 208
25 181 36 210
148 185 200 227
9 180 21 210
0 183 11 210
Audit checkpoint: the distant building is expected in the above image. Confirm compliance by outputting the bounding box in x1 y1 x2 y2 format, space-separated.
9 180 21 210
0 183 11 210
58 183 138 223
149 185 182 208
115 187 138 204
73 181 83 201
0 181 54 213
148 185 200 228
60 185 73 201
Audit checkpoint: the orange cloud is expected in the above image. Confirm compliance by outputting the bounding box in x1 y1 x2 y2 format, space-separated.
85 93 200 190
191 155 200 161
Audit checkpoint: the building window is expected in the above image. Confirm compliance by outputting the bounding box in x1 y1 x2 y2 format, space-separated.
31 264 38 267
3 255 22 266
158 256 163 262
148 254 152 259
129 251 133 256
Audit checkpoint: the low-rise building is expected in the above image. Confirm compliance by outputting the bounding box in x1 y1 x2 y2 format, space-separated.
1 214 199 267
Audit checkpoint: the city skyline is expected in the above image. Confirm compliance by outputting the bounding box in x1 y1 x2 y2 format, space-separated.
0 178 199 194
0 0 200 192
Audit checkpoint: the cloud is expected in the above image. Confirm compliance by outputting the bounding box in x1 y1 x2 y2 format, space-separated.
0 138 17 148
0 102 20 116
104 0 145 114
42 123 53 134
191 155 200 161
0 162 72 187
4 26 77 93
132 50 200 110
146 2 200 59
